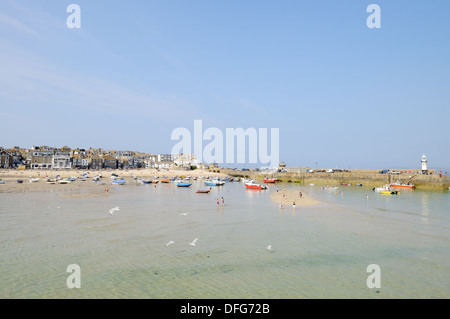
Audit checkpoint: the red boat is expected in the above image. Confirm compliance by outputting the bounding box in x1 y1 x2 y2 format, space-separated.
263 178 277 183
390 183 415 189
196 189 211 194
245 182 268 190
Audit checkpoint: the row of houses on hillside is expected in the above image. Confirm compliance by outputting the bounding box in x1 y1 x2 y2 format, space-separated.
0 146 203 170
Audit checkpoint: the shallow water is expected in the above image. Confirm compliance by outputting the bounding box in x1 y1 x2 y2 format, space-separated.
0 180 449 298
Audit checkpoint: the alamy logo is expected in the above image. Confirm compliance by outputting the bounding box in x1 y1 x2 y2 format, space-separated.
66 264 81 289
366 4 381 29
66 4 81 29
171 120 280 168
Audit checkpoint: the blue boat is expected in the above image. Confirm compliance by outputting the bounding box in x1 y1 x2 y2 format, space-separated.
205 180 225 186
177 182 192 187
142 180 152 184
112 179 126 185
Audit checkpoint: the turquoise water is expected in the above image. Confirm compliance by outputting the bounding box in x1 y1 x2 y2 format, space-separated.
0 181 449 298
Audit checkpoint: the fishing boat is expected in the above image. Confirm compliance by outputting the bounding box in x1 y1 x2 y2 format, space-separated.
205 179 225 186
17 179 24 184
263 178 278 183
245 181 268 190
142 180 152 184
152 180 160 184
196 189 211 194
58 179 71 184
177 182 192 187
112 179 126 185
390 183 415 189
0 181 6 185
29 178 40 183
322 186 338 191
68 177 77 182
356 184 363 187
341 183 352 186
47 179 57 184
161 180 171 183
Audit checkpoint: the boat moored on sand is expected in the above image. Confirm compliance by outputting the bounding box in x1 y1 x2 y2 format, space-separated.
112 179 126 185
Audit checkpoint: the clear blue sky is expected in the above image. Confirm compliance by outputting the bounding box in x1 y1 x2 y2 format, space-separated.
1 0 449 169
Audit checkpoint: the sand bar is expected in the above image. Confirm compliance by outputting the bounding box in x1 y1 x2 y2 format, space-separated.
270 189 320 207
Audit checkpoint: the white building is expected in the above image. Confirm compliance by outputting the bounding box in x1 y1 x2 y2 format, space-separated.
155 161 173 170
173 153 199 169
52 154 72 169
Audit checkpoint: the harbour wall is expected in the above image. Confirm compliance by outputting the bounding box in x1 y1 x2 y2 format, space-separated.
222 169 450 190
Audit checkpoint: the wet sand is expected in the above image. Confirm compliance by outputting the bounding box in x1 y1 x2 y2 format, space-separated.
270 189 320 207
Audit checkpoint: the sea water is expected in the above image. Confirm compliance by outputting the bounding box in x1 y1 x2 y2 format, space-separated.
0 181 449 298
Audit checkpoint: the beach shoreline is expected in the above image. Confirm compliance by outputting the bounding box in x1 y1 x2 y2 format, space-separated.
0 168 227 180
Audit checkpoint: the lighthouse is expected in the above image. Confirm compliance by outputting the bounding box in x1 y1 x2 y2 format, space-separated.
421 154 428 174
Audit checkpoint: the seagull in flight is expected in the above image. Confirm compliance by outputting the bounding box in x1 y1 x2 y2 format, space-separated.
166 241 175 246
180 212 190 216
266 245 272 251
189 238 199 246
109 207 120 215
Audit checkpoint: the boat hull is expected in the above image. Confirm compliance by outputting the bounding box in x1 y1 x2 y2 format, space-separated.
390 184 415 189
177 183 192 187
245 183 267 190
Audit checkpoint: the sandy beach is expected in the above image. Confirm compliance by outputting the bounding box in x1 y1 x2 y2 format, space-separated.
0 168 227 180
270 188 320 207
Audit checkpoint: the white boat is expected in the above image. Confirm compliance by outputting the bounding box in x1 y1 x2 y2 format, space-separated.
58 179 71 184
322 186 338 191
373 185 391 192
29 178 40 183
47 179 57 184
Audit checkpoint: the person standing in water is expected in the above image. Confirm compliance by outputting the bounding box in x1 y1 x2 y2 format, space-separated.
221 197 224 207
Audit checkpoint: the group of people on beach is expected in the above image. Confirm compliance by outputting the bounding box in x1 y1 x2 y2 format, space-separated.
278 187 304 210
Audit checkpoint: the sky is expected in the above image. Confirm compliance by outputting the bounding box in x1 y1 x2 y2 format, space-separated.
0 0 449 169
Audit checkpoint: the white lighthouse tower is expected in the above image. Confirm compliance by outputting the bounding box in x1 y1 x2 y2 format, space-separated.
421 154 428 174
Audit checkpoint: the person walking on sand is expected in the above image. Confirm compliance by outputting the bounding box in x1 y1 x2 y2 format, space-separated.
221 196 224 207
293 201 296 209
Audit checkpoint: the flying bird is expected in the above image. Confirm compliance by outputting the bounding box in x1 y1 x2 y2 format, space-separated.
180 212 190 216
166 241 175 246
109 207 120 215
266 245 272 251
189 238 199 246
